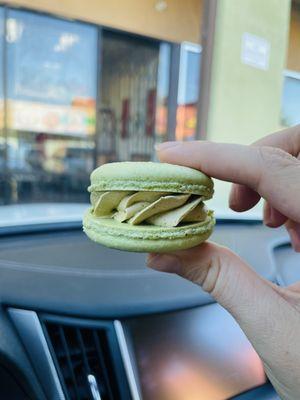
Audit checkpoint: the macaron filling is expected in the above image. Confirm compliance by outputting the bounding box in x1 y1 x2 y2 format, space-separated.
90 191 209 228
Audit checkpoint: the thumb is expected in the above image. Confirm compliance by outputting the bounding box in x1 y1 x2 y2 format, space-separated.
147 243 300 377
147 243 276 322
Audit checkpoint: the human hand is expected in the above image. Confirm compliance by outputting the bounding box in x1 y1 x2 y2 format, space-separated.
148 126 300 399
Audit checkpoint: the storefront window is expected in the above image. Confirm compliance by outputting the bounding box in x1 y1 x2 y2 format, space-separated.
0 9 174 205
0 7 3 124
281 70 300 127
176 43 201 141
5 10 97 203
0 7 4 205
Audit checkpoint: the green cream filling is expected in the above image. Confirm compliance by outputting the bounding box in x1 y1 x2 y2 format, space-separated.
91 191 210 227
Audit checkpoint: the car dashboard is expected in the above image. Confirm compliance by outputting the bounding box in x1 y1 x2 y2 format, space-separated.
0 204 296 399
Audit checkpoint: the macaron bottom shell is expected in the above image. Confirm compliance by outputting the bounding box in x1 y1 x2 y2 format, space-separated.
83 208 215 253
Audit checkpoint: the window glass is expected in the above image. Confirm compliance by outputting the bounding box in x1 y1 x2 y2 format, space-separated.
5 10 97 204
0 6 3 115
155 43 171 144
281 72 300 127
0 7 4 205
176 43 201 141
6 10 97 135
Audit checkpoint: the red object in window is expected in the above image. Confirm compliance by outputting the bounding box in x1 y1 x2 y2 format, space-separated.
146 89 156 136
121 98 130 138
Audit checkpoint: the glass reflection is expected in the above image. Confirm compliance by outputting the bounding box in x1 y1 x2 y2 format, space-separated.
6 10 97 129
0 9 172 205
176 43 201 141
5 10 97 203
0 7 5 205
125 304 265 400
155 43 171 144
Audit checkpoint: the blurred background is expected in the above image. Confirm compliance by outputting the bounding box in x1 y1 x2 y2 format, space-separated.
0 0 296 210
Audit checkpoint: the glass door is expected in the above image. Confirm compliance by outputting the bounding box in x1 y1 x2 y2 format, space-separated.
97 30 171 164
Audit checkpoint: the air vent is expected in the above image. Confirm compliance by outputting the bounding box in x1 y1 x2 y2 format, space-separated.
44 323 121 400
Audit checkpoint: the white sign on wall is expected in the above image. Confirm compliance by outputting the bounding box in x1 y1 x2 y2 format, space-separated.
241 32 270 71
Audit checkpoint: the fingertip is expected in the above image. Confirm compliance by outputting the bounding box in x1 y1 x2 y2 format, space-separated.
146 253 160 269
146 253 182 273
286 221 300 252
229 184 261 212
155 140 209 169
155 141 181 152
146 253 157 264
155 141 183 163
263 203 287 228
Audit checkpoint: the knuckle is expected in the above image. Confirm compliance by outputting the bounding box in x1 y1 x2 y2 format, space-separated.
257 146 294 166
256 146 298 192
202 255 222 294
184 254 222 295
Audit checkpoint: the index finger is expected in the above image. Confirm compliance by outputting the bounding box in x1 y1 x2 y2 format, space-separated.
157 141 262 186
156 141 300 222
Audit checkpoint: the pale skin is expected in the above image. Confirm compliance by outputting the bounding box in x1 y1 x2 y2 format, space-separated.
147 125 300 400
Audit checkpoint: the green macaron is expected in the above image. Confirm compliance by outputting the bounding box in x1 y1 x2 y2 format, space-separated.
83 162 215 252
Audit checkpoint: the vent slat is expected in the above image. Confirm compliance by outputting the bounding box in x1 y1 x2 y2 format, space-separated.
44 321 120 400
59 326 81 400
76 329 91 375
93 331 114 399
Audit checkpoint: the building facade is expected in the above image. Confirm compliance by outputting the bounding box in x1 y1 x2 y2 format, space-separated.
0 0 298 206
0 1 204 204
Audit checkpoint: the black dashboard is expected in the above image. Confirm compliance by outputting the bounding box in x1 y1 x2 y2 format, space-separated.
0 217 296 399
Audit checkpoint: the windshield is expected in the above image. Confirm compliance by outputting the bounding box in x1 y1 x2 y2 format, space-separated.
0 2 296 220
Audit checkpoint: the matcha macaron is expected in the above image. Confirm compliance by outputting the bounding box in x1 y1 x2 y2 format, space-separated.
83 162 215 252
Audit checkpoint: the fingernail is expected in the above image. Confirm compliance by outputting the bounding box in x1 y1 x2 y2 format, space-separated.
155 141 181 152
147 253 182 273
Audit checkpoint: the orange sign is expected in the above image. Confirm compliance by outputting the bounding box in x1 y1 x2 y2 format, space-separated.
156 103 198 140
176 103 197 140
7 100 96 136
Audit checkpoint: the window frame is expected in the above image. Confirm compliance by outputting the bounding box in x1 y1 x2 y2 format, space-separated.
281 68 300 128
178 41 202 105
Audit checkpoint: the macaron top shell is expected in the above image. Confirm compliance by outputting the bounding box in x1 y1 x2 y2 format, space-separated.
89 162 213 199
